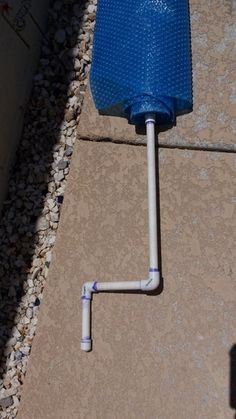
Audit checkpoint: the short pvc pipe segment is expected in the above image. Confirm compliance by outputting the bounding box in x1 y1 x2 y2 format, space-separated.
81 113 160 351
81 297 91 351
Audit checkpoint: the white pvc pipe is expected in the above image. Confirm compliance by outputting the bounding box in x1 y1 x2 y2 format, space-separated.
81 299 91 351
146 114 158 272
81 113 160 351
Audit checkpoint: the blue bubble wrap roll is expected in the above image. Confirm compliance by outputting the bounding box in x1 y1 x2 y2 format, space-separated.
90 0 193 126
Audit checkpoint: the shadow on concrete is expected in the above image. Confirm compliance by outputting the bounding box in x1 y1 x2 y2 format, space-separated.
135 123 174 137
0 0 87 380
230 345 236 418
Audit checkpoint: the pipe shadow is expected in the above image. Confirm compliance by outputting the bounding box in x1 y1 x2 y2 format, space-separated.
230 345 236 418
135 123 174 137
0 0 87 380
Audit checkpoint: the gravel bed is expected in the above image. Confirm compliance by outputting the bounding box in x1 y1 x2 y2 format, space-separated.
0 0 95 416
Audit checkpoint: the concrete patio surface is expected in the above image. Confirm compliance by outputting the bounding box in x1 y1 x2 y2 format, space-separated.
18 139 236 419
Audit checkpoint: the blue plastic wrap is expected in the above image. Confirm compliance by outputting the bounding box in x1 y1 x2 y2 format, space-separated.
90 0 192 126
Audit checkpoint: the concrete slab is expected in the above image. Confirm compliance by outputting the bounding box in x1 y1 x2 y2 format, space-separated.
18 140 236 419
78 0 236 151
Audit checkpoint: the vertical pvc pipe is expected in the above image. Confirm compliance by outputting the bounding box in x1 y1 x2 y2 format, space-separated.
81 298 92 351
145 113 158 273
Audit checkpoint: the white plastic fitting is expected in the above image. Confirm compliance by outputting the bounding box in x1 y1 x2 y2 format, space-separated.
81 113 160 351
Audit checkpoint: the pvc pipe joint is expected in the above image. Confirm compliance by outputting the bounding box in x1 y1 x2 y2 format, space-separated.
145 113 156 124
82 281 98 299
141 269 160 292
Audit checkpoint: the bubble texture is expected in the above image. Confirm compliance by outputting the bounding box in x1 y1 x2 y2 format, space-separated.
90 0 193 126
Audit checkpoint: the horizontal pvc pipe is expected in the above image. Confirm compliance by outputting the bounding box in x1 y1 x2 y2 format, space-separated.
81 113 160 351
96 280 142 292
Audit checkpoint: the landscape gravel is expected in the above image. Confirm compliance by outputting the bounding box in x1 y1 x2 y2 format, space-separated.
0 0 96 417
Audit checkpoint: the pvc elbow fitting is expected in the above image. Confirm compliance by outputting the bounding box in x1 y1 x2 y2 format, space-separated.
81 281 98 299
141 270 160 292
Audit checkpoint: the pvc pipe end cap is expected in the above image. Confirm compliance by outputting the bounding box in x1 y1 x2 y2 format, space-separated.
81 339 92 352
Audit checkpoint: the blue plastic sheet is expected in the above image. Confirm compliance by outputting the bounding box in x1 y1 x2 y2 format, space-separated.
90 0 193 126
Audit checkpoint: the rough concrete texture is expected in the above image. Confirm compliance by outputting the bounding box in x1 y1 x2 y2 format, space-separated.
0 0 49 211
18 140 236 419
78 0 236 151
